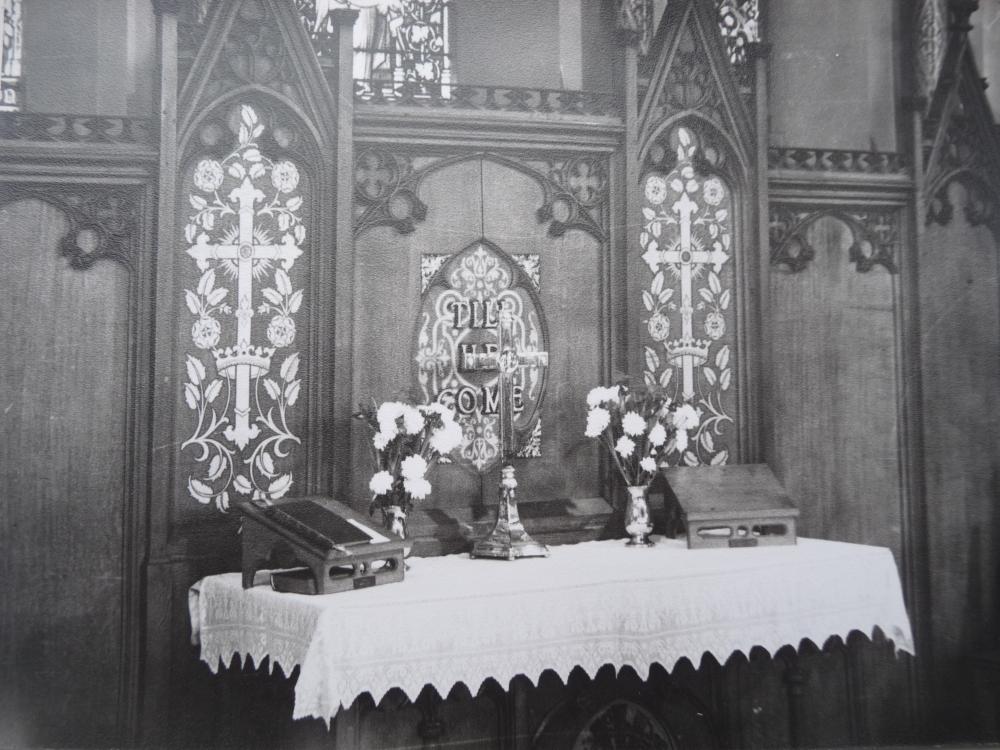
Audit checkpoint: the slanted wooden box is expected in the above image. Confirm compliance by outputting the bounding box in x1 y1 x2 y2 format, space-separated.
239 496 405 594
660 464 798 549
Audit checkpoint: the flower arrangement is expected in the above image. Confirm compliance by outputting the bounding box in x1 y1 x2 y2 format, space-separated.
584 383 701 487
354 399 464 516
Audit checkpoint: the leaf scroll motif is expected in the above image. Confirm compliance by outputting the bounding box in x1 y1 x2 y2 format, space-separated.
181 104 305 511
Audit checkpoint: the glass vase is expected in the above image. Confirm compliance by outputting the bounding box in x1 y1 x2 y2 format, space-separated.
380 503 413 561
624 484 654 547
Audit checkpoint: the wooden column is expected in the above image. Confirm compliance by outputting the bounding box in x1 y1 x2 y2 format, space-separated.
143 0 178 745
750 41 771 465
330 8 358 505
900 93 932 739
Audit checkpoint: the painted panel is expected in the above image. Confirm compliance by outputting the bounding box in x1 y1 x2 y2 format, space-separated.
638 127 736 466
179 104 308 512
415 242 546 472
0 198 128 746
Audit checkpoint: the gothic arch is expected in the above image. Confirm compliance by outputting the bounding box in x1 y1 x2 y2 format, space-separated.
926 170 1000 239
0 187 137 271
353 150 607 241
179 86 328 170
640 114 750 192
769 208 899 274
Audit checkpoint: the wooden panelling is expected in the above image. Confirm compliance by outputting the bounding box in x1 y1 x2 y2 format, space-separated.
920 180 1000 736
351 155 605 512
770 214 903 554
480 159 603 505
0 198 130 747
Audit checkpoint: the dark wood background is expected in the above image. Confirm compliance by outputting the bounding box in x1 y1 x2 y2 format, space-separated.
0 0 998 746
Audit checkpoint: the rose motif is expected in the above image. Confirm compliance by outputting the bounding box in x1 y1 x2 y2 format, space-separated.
191 316 221 349
644 175 668 205
267 314 297 347
271 161 300 194
647 312 671 342
703 177 725 206
704 311 726 340
193 159 224 193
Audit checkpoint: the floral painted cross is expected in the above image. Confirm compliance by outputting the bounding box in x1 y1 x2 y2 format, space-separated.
642 189 729 400
187 177 302 448
182 105 305 511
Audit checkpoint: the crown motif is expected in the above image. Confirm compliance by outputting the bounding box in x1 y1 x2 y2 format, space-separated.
664 336 711 367
213 343 275 379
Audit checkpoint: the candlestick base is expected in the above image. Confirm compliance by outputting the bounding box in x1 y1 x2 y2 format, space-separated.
470 464 549 560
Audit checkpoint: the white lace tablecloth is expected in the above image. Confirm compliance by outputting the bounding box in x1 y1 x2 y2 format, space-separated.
189 537 914 723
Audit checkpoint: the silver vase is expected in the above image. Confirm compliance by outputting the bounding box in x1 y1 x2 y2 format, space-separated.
624 484 654 547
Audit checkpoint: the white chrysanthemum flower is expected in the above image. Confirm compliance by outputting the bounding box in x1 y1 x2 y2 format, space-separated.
430 420 463 454
403 476 432 500
585 407 610 438
373 431 393 451
640 456 657 473
402 406 426 435
586 387 607 408
648 422 667 447
673 404 702 431
622 411 645 437
615 435 636 458
400 454 428 480
377 401 405 435
369 470 393 495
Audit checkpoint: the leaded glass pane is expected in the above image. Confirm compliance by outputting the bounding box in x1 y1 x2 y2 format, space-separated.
716 0 758 65
307 0 452 98
1 0 23 112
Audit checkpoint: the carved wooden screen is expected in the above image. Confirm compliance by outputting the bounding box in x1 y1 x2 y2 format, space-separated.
351 153 608 514
635 0 761 464
164 0 338 527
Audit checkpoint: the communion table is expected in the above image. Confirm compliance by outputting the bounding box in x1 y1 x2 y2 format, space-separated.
189 537 914 725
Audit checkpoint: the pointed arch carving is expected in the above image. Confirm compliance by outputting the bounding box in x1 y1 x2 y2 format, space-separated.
769 206 900 275
0 186 139 271
177 0 338 156
637 0 755 170
352 150 607 241
923 4 1000 239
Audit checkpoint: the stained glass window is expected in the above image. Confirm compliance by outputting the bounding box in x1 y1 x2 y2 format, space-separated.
305 0 452 98
716 0 758 65
0 0 23 112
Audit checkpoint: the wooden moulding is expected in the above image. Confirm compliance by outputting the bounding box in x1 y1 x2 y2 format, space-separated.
660 464 799 549
239 497 405 595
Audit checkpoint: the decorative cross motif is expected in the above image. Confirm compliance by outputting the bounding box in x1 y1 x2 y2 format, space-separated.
464 307 549 461
187 177 303 448
643 192 729 399
469 306 550 560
